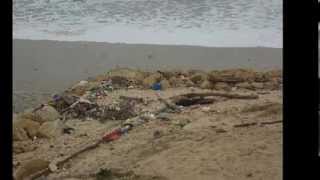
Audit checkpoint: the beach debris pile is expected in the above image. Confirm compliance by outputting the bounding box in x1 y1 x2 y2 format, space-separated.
12 68 282 180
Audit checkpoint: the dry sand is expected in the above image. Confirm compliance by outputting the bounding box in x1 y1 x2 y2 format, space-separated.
13 87 282 180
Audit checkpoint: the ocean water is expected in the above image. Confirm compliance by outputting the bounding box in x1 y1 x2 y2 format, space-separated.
13 0 282 47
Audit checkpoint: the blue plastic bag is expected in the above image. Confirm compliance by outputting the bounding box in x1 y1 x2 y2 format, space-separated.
151 83 162 90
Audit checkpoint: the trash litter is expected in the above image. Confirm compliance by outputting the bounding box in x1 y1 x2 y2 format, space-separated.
63 127 75 134
102 128 122 142
201 106 211 112
49 93 79 113
153 130 162 139
13 68 282 180
171 92 258 107
78 80 88 86
151 83 162 90
140 112 156 121
156 113 171 121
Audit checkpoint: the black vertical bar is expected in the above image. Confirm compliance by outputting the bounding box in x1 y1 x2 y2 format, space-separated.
284 0 319 179
0 0 13 179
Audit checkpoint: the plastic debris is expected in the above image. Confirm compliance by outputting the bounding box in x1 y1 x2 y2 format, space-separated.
151 83 162 90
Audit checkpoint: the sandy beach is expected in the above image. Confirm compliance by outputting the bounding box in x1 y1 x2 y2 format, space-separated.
13 0 283 179
13 39 282 113
13 68 282 180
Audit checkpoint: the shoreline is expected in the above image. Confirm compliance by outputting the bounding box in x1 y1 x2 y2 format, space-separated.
13 38 282 49
13 39 282 112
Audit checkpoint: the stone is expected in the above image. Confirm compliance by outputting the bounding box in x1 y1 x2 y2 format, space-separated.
18 112 43 123
34 105 60 123
107 68 146 81
143 73 162 88
37 120 64 139
254 72 269 82
190 72 207 85
213 82 231 91
184 79 195 87
13 141 37 154
251 82 264 90
156 112 171 121
160 79 171 90
200 80 213 89
68 81 100 96
265 69 282 79
208 69 257 83
15 159 50 180
13 127 29 141
157 70 175 80
236 82 252 89
92 74 107 82
187 69 206 76
172 118 191 128
263 81 279 90
168 77 179 87
13 118 41 141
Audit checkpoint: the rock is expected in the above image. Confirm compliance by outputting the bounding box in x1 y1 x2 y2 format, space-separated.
184 79 195 87
235 82 264 90
13 118 41 141
236 82 252 89
49 162 58 172
107 68 146 81
190 72 207 85
200 80 213 89
92 74 107 82
156 112 171 121
172 118 191 128
15 159 50 180
157 70 175 80
37 120 64 139
160 79 171 90
168 77 180 87
201 106 211 112
18 112 43 123
68 81 100 96
78 80 88 86
208 69 257 83
108 76 132 88
263 81 280 90
187 69 206 76
143 73 162 88
13 141 37 154
34 105 60 123
153 130 162 139
13 127 29 141
251 82 264 90
265 69 282 79
49 93 79 113
254 72 269 82
213 82 231 91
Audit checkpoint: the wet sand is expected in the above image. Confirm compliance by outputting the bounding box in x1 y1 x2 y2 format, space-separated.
13 39 282 112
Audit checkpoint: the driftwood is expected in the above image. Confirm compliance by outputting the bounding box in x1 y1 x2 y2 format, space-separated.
119 96 144 103
171 92 258 106
214 78 245 83
174 97 215 107
28 140 103 180
233 120 282 129
28 94 178 179
261 120 282 125
233 122 257 128
175 92 259 99
155 92 180 112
